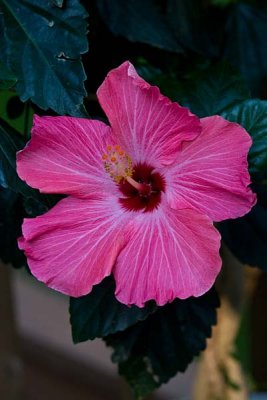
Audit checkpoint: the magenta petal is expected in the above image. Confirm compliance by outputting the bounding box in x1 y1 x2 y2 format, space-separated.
17 115 117 198
114 207 221 307
97 61 200 166
166 115 256 221
19 196 130 297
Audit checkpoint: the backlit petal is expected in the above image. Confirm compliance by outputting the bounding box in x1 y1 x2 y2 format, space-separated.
114 205 221 307
17 115 116 198
165 115 256 221
19 196 130 297
97 61 200 167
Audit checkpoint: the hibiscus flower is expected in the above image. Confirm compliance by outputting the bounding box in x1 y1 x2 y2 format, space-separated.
17 61 256 307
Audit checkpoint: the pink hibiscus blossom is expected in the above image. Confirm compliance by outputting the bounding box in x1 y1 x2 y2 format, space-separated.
17 61 256 307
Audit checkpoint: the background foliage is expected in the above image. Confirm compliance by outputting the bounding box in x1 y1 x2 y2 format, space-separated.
1 0 267 398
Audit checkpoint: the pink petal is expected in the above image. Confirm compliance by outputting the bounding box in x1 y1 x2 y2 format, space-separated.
165 115 256 221
114 206 221 307
97 61 200 167
17 115 117 198
19 196 130 297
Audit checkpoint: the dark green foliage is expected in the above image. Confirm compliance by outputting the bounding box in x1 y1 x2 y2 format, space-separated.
224 3 267 96
105 288 220 398
97 0 183 53
165 0 224 57
219 183 267 272
0 61 17 89
178 62 250 117
97 0 223 56
0 120 53 266
52 0 64 8
222 99 267 174
0 0 88 116
70 276 156 342
0 118 34 197
137 61 250 118
219 99 267 271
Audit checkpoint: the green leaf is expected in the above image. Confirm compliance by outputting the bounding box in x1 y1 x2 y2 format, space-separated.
0 61 17 89
119 357 158 400
105 288 219 399
0 0 88 116
70 277 156 342
97 0 183 53
0 118 49 207
137 61 184 102
222 99 267 174
52 0 64 8
0 119 53 268
178 62 250 117
219 182 267 272
0 118 34 196
224 4 267 96
166 0 223 57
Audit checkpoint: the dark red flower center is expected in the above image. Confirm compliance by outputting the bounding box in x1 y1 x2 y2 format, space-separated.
119 163 165 212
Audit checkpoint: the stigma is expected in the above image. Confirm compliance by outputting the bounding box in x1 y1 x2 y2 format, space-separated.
102 145 133 183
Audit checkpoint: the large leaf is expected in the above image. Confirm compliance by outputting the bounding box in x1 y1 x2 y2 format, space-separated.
0 118 50 212
97 0 183 53
70 277 156 342
166 0 224 57
224 4 267 96
0 119 53 268
178 62 250 117
222 99 267 174
0 61 17 89
97 0 223 56
0 118 37 197
219 183 267 272
105 288 219 399
0 0 88 116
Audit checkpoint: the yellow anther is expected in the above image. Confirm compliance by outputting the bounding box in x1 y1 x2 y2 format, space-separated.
102 144 133 183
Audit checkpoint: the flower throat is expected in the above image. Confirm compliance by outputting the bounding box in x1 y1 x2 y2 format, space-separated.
102 145 165 212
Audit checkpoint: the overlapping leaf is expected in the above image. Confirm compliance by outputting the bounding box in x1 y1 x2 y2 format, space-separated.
219 183 267 272
166 0 223 57
224 3 267 96
0 119 48 267
0 61 17 89
219 99 267 271
0 118 33 197
105 288 219 399
97 0 183 53
179 62 250 117
0 0 88 116
222 99 267 174
70 277 156 342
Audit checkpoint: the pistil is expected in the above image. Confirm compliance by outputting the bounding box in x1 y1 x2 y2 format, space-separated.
126 176 151 196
